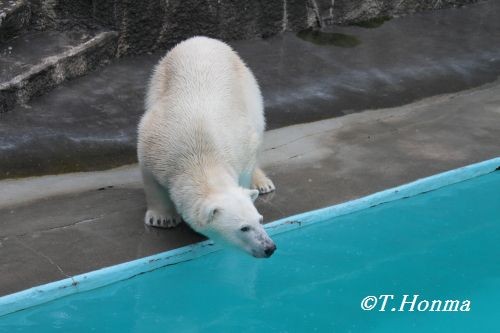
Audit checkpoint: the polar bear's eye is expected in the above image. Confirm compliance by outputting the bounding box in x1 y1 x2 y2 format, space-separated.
240 226 250 232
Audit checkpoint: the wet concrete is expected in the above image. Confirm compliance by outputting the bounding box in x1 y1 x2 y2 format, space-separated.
0 53 152 178
243 0 500 127
1 1 500 178
1 79 499 296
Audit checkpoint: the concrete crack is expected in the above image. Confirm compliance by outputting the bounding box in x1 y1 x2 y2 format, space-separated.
42 215 103 232
7 206 139 238
14 237 75 282
6 215 103 239
264 127 333 152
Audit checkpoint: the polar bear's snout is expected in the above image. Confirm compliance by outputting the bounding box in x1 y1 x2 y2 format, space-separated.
198 187 277 258
262 243 276 258
250 228 276 258
263 242 277 258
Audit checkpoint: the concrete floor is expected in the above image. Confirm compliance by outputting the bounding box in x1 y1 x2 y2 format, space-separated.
1 79 499 296
1 1 500 178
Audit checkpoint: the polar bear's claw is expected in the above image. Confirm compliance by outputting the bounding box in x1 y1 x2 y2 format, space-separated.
145 210 182 229
257 182 275 194
252 167 276 195
253 176 276 194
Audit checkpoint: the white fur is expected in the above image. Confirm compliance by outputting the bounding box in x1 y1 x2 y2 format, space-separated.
137 36 276 258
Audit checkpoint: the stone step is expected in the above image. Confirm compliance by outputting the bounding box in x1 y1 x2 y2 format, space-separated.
0 0 30 42
0 29 118 113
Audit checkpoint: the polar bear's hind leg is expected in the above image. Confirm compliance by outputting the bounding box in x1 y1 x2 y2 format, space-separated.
141 169 182 228
252 167 276 194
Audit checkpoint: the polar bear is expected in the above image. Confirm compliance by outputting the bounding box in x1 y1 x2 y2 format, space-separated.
137 36 276 258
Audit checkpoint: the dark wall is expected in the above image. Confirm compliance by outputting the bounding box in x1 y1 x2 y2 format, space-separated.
27 0 309 55
90 0 309 56
311 0 480 26
26 0 481 56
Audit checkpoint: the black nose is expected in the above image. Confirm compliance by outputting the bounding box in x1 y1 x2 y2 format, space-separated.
264 244 276 257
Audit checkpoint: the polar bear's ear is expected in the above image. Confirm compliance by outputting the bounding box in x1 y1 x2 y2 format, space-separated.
203 205 220 225
246 189 259 202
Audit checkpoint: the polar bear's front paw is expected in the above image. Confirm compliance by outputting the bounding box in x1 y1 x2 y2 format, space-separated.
145 210 182 228
252 176 276 194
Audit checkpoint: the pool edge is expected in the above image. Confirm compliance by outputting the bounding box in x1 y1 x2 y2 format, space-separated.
265 157 500 235
1 157 499 317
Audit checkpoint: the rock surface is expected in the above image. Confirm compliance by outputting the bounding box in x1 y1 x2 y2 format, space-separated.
0 0 486 111
26 0 482 55
309 0 481 26
0 1 499 179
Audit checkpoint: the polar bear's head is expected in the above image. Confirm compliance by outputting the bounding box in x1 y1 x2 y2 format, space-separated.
194 187 276 258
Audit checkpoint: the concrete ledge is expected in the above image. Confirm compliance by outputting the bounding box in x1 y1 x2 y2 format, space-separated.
2 78 499 209
0 164 140 209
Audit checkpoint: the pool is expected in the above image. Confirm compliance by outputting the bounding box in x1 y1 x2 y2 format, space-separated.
0 160 499 332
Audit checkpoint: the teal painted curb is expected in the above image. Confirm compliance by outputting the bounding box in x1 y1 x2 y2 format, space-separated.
0 157 499 317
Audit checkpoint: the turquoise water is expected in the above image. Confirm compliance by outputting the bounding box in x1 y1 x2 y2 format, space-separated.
1 171 499 332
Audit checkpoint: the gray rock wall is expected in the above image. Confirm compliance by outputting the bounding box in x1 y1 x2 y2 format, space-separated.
89 0 310 56
27 0 308 55
26 0 482 56
310 0 481 26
